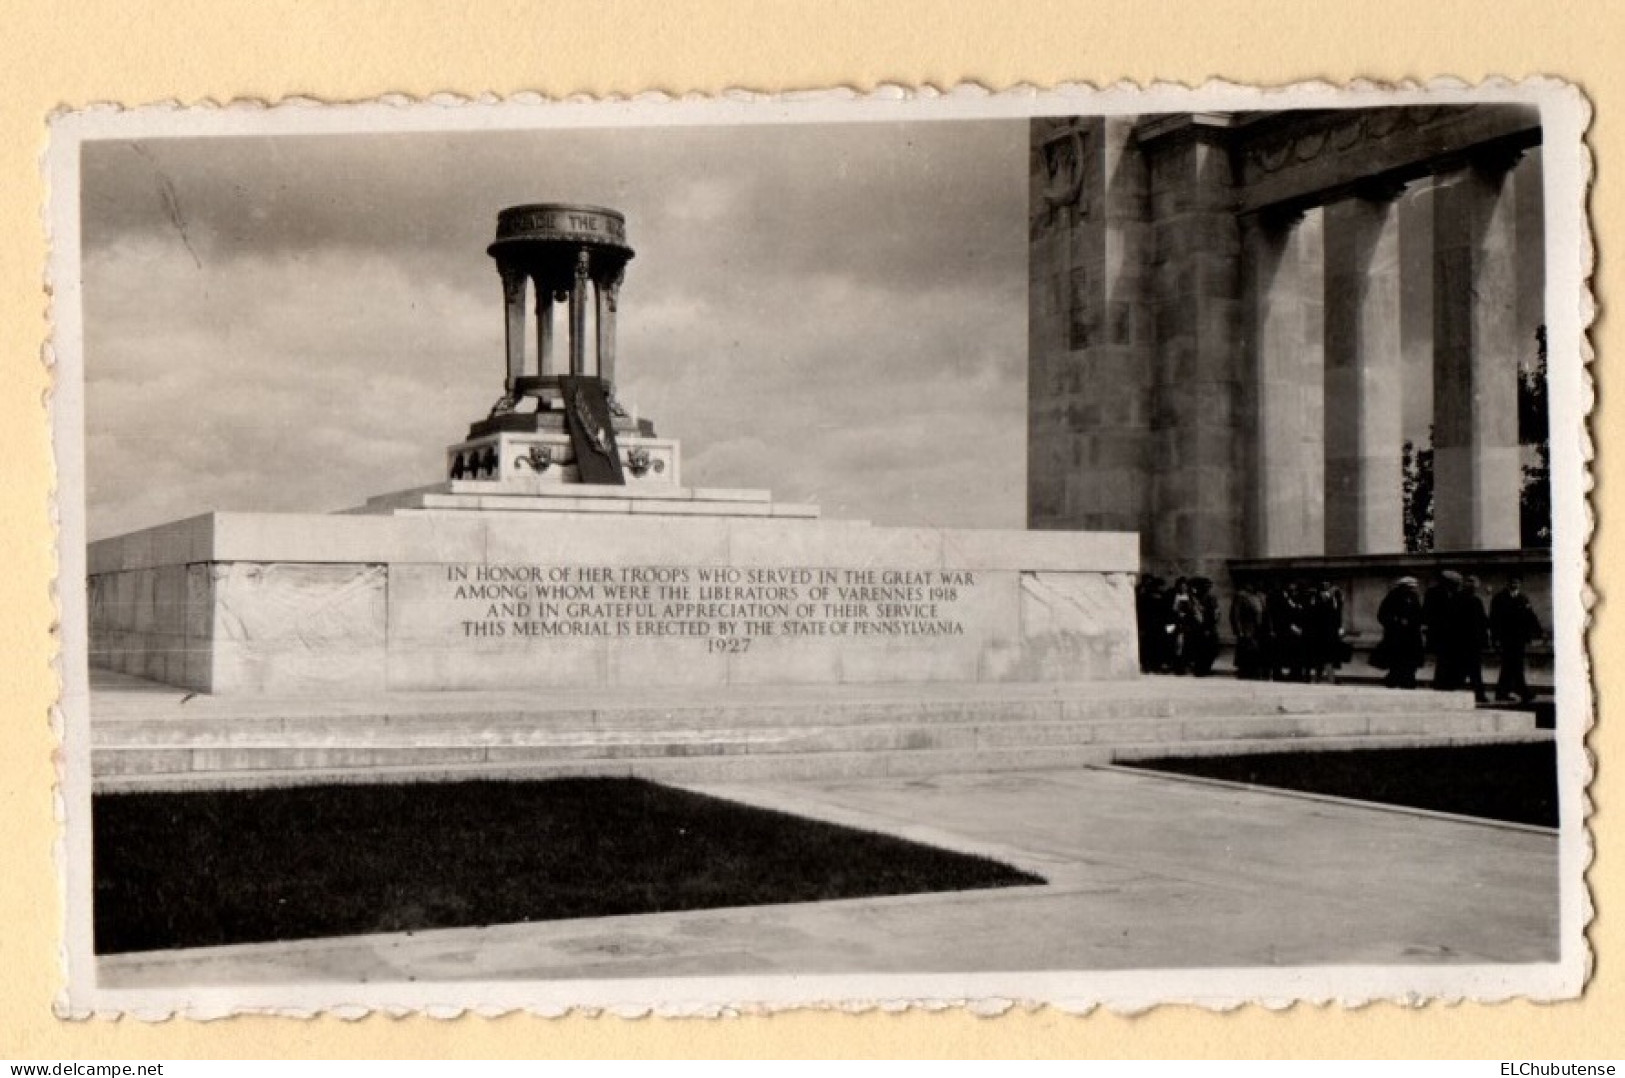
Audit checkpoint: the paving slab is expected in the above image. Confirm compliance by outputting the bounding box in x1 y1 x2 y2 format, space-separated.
96 764 1559 988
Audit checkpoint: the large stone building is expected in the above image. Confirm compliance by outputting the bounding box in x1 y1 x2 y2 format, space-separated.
1028 105 1551 638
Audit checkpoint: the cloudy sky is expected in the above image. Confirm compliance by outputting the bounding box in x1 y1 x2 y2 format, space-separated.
78 119 1028 541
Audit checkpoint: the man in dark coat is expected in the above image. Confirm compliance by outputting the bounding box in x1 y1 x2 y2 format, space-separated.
1447 574 1491 702
1188 577 1221 676
1230 581 1268 680
1306 580 1346 684
1266 582 1308 682
1376 576 1425 689
1136 575 1168 674
1426 571 1463 690
1490 576 1542 703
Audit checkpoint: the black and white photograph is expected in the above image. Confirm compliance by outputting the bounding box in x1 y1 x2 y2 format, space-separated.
50 84 1590 1014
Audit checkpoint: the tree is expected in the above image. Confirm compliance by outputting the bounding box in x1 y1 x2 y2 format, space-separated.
1403 431 1435 554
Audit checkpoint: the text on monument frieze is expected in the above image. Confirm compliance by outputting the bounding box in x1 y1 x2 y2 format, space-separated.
441 564 975 647
509 209 626 241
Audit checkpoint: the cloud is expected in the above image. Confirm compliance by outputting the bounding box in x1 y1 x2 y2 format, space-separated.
79 118 1028 538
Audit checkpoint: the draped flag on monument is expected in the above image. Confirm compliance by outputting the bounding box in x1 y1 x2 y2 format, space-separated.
558 376 625 485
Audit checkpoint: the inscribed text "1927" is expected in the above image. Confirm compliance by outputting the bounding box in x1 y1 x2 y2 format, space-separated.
438 564 975 653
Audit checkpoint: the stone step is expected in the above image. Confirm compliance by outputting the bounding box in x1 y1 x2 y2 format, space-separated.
1208 653 1556 698
90 691 1477 732
90 676 1480 728
92 703 1535 749
93 708 1538 779
1108 728 1555 762
92 726 1554 794
91 669 1525 792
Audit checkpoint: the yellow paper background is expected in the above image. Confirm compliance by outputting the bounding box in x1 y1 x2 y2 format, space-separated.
2 0 1615 1058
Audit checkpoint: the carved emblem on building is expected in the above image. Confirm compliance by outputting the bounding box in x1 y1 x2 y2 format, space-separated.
1041 127 1088 213
1245 106 1476 175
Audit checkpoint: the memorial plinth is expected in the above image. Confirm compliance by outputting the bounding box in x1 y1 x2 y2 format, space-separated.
87 203 1141 699
88 510 1138 694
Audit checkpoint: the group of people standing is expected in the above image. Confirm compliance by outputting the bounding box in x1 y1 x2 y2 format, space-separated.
1135 575 1346 682
1133 570 1544 701
1134 576 1222 676
1227 579 1349 683
1374 572 1542 702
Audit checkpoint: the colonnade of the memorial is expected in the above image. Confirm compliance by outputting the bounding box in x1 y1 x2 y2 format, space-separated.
1246 147 1543 558
498 251 624 395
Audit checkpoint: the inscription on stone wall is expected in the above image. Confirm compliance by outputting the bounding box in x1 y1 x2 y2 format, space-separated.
435 563 976 653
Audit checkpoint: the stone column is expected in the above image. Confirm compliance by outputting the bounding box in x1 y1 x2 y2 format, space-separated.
1026 117 1155 542
595 275 617 388
568 250 590 377
1242 206 1325 558
1027 119 1082 530
1431 156 1523 551
1143 117 1246 582
1398 184 1436 462
500 266 527 391
1513 148 1548 546
1323 189 1406 555
1513 147 1546 369
534 278 555 377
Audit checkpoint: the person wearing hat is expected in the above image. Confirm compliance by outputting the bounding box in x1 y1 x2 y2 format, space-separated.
1375 576 1425 689
1446 573 1491 702
1490 575 1542 703
1265 580 1310 682
1424 571 1463 690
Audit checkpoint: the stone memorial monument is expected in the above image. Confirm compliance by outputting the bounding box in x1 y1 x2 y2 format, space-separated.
454 204 656 488
87 203 1140 698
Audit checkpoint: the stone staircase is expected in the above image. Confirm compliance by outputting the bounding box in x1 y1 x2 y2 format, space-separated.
88 668 1549 793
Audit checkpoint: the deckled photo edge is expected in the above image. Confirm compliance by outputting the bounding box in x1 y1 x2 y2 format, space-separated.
44 76 1597 1020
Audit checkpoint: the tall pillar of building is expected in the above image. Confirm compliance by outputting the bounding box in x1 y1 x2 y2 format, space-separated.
1398 182 1436 495
1142 116 1245 581
1242 207 1325 558
1323 190 1406 555
1431 156 1524 551
1026 116 1155 539
1514 147 1547 369
1513 147 1549 547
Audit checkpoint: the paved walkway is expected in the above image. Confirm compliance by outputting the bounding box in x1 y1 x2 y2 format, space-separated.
97 765 1560 988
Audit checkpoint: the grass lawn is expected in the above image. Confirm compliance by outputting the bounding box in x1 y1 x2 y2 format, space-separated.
1123 741 1558 828
93 777 1043 954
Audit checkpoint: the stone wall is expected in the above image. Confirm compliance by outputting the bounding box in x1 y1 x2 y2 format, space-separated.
88 512 1139 694
88 562 209 689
